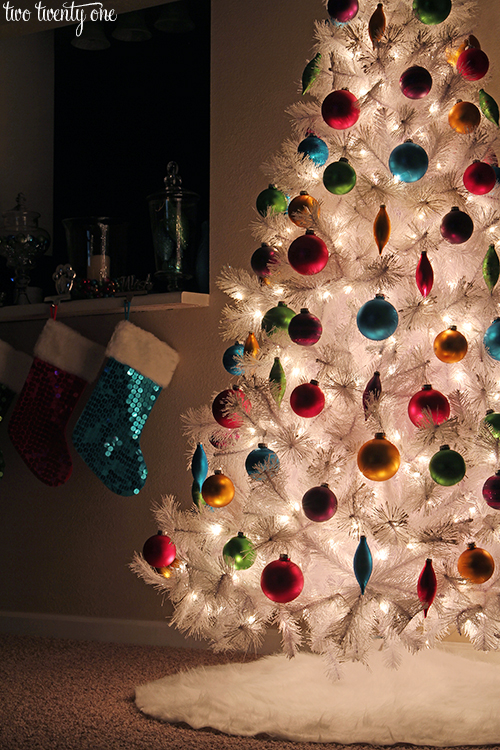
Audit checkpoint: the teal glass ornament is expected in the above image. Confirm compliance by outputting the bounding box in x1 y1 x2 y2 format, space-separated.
261 301 296 334
298 133 329 167
429 445 466 486
223 342 245 375
223 532 256 570
484 410 500 440
191 442 208 487
389 141 428 183
323 157 357 195
245 443 279 480
484 318 500 361
413 0 451 25
357 294 398 341
256 184 288 216
354 536 373 594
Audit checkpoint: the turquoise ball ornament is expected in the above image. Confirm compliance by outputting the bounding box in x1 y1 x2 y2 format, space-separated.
323 158 357 195
484 318 500 361
389 141 428 183
413 0 451 25
223 342 245 375
223 532 256 570
262 301 296 334
429 444 466 486
256 184 288 216
357 294 399 341
354 536 373 594
298 133 329 167
245 443 280 480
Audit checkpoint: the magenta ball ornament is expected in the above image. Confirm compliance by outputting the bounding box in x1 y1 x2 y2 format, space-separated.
250 243 280 277
142 531 176 568
483 472 500 510
322 89 360 130
463 161 496 196
288 230 329 275
288 309 323 346
212 386 250 429
290 380 325 418
302 483 338 522
408 384 450 427
327 0 359 23
457 47 490 81
261 554 304 603
440 207 473 244
399 66 433 99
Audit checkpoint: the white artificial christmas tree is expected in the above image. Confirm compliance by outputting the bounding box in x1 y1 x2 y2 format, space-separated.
133 0 500 672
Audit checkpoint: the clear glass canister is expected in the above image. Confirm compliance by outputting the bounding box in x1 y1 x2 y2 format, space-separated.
147 162 199 290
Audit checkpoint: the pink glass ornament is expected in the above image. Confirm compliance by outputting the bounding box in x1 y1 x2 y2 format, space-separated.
416 251 434 297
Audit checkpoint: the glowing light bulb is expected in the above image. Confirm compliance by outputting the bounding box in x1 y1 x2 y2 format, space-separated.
234 292 243 300
436 162 442 170
442 314 453 325
360 148 368 156
293 502 301 512
429 102 440 114
232 572 239 583
489 226 497 234
191 592 198 601
292 367 301 377
321 290 332 300
249 427 256 435
380 600 390 613
280 515 290 524
211 524 223 536
344 285 352 294
274 286 284 295
376 549 389 561
247 615 256 624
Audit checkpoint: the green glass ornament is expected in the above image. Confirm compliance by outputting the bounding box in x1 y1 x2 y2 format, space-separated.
223 532 256 570
256 184 288 217
269 356 286 405
483 244 500 293
484 410 500 440
0 383 15 422
479 89 499 127
261 301 296 334
429 444 466 486
413 0 451 25
323 158 357 195
191 479 205 508
302 52 321 95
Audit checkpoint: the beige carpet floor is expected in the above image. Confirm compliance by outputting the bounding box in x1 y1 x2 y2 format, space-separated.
0 633 495 750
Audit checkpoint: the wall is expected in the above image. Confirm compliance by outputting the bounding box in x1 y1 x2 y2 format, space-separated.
0 0 499 648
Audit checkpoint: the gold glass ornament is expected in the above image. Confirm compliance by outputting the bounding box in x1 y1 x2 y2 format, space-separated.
202 470 235 507
433 326 468 363
373 204 390 254
446 35 481 66
244 331 260 358
448 101 481 134
457 542 494 583
156 558 181 578
357 432 400 481
369 3 386 47
288 191 320 228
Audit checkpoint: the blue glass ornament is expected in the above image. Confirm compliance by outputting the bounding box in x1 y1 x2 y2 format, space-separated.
354 536 373 594
389 141 428 183
222 342 245 375
357 294 398 341
297 134 329 167
484 318 500 361
245 443 280 480
191 442 208 487
493 166 500 185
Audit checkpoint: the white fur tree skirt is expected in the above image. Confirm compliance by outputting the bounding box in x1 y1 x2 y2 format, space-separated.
135 645 500 745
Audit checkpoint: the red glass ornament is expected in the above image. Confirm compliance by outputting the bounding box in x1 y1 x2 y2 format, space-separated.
290 380 325 418
463 161 496 196
363 371 382 419
416 251 434 297
250 243 280 278
288 230 329 275
457 47 489 81
302 483 338 522
142 531 176 568
440 207 473 244
212 386 250 428
417 558 437 617
482 471 500 510
408 384 450 427
260 554 304 603
288 309 322 346
399 65 432 99
322 89 360 130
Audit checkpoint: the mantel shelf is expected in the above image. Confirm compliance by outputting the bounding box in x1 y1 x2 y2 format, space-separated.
0 292 209 323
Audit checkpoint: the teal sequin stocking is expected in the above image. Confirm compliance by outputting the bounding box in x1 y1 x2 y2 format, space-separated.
72 357 162 496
